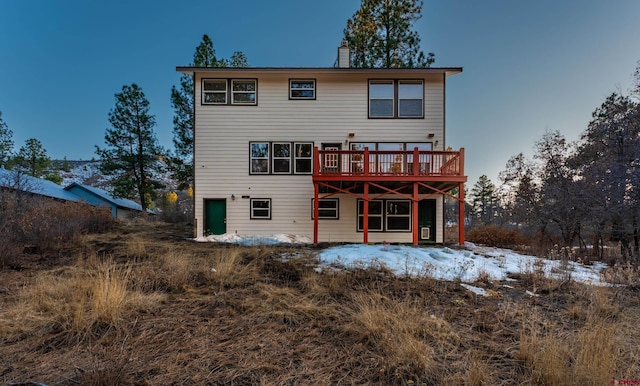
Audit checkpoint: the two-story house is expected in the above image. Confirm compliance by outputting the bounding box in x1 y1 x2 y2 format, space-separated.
177 43 466 245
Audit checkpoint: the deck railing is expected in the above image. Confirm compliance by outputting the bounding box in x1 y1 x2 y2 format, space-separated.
313 147 464 178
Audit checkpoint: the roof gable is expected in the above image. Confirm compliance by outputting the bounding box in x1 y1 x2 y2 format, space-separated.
0 168 80 202
63 183 144 211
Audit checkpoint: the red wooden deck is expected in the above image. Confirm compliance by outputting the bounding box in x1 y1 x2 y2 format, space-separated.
312 147 467 245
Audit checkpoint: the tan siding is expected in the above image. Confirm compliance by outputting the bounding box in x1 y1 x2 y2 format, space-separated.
193 71 449 241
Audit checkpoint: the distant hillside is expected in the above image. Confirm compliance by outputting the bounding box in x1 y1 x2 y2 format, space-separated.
52 160 177 192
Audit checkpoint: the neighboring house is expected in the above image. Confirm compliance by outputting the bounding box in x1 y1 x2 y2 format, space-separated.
0 168 149 219
177 43 467 244
0 168 81 202
63 182 149 219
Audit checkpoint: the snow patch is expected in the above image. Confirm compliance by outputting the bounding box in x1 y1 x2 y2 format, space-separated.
194 233 609 286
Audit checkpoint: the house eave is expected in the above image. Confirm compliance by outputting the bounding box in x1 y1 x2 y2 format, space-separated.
176 66 463 77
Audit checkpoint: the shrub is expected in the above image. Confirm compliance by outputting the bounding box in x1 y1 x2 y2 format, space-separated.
0 191 115 260
467 225 528 248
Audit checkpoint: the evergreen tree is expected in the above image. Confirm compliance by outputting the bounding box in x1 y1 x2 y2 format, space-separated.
96 84 165 211
170 35 248 190
499 153 539 231
534 131 582 246
62 156 70 172
575 93 640 258
15 138 50 177
43 171 63 185
0 111 14 168
343 0 435 68
470 175 499 225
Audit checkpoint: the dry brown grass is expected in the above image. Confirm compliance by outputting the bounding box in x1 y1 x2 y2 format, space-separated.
345 292 457 381
0 258 165 345
517 286 634 385
1 220 640 385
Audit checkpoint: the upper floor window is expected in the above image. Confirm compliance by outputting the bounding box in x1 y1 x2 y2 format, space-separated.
272 142 292 174
232 79 257 105
368 80 423 118
398 81 423 117
249 141 313 175
202 79 227 104
289 79 316 100
202 79 257 105
250 142 270 174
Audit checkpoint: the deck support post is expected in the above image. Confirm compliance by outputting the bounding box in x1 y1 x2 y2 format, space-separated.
458 182 465 245
313 182 319 243
412 182 419 245
363 182 369 244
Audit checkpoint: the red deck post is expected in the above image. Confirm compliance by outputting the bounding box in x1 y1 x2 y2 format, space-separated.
313 146 320 176
363 182 369 244
412 182 419 245
458 182 465 245
458 148 465 245
313 182 319 243
363 147 370 176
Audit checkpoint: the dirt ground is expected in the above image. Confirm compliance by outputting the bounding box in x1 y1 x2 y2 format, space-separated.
1 221 639 385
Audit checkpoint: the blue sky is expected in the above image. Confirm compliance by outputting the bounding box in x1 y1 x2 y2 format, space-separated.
1 0 639 187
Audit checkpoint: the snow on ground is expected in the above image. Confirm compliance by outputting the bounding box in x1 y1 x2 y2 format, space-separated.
195 233 312 245
195 234 608 286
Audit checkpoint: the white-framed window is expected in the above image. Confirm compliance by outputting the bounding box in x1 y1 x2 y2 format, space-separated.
289 79 316 99
231 79 257 105
311 198 339 219
202 79 257 105
272 142 291 174
250 142 313 175
250 198 271 219
250 142 270 174
398 80 423 117
202 79 227 104
368 80 423 118
357 199 412 232
369 81 394 118
386 200 412 231
357 199 384 231
294 143 313 173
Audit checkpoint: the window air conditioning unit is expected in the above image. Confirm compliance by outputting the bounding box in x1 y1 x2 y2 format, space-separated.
420 227 430 240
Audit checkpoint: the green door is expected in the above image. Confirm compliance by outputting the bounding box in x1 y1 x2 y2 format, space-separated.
204 199 226 235
418 199 436 243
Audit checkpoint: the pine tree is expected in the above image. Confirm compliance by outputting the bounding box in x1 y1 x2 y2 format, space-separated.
96 84 165 211
170 35 248 190
470 175 499 225
343 0 435 68
0 111 14 168
62 156 70 172
575 93 640 258
15 138 50 177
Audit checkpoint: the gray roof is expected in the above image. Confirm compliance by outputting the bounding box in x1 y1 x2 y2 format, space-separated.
0 168 81 202
64 182 145 211
0 168 149 213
